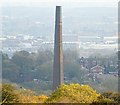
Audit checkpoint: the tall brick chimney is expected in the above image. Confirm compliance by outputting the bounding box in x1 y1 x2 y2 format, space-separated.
53 6 64 91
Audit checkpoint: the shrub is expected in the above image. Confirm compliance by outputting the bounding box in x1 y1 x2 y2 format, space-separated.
101 92 120 103
45 83 100 103
2 84 19 103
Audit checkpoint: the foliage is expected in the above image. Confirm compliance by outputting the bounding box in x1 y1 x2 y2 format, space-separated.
1 83 48 103
64 61 86 83
1 83 118 104
90 95 116 105
101 92 120 103
2 50 85 93
2 50 53 83
36 61 53 81
38 95 48 102
2 50 118 93
45 84 101 103
17 87 48 103
19 90 48 103
63 49 79 62
19 95 38 103
2 84 20 103
12 51 34 71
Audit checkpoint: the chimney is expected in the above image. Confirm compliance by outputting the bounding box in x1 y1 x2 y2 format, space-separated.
53 6 64 91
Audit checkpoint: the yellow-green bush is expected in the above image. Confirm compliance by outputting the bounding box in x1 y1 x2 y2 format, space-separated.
16 88 48 103
45 83 101 103
19 95 48 103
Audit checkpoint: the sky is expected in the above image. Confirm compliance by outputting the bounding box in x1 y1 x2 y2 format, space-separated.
0 0 119 7
0 0 119 2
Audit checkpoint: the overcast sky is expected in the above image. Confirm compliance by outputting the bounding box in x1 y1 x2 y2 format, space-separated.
1 0 119 2
0 0 119 7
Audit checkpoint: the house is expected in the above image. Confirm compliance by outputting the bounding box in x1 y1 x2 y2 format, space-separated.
90 65 105 74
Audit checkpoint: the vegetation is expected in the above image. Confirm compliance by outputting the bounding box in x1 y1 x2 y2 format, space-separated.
46 84 100 103
1 83 117 104
19 90 48 103
2 50 118 94
2 50 86 93
45 84 115 104
101 92 120 103
2 84 20 103
1 84 48 104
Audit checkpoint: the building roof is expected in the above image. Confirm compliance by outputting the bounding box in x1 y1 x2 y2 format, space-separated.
91 65 105 71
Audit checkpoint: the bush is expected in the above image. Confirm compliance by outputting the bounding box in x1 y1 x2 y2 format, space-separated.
2 84 20 103
45 84 100 103
18 89 48 103
101 92 120 103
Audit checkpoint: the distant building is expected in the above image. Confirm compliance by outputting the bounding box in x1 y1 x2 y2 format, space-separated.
109 72 118 77
63 34 79 42
78 36 103 43
90 65 104 74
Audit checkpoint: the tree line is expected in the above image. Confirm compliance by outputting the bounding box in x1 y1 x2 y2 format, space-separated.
2 50 118 93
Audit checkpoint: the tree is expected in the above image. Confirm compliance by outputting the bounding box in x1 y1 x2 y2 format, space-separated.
12 51 34 71
64 61 86 83
63 49 79 62
35 50 53 66
11 51 35 82
2 57 20 83
36 61 53 81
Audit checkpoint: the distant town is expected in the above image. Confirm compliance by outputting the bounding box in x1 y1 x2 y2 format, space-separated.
1 34 118 57
1 6 118 93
